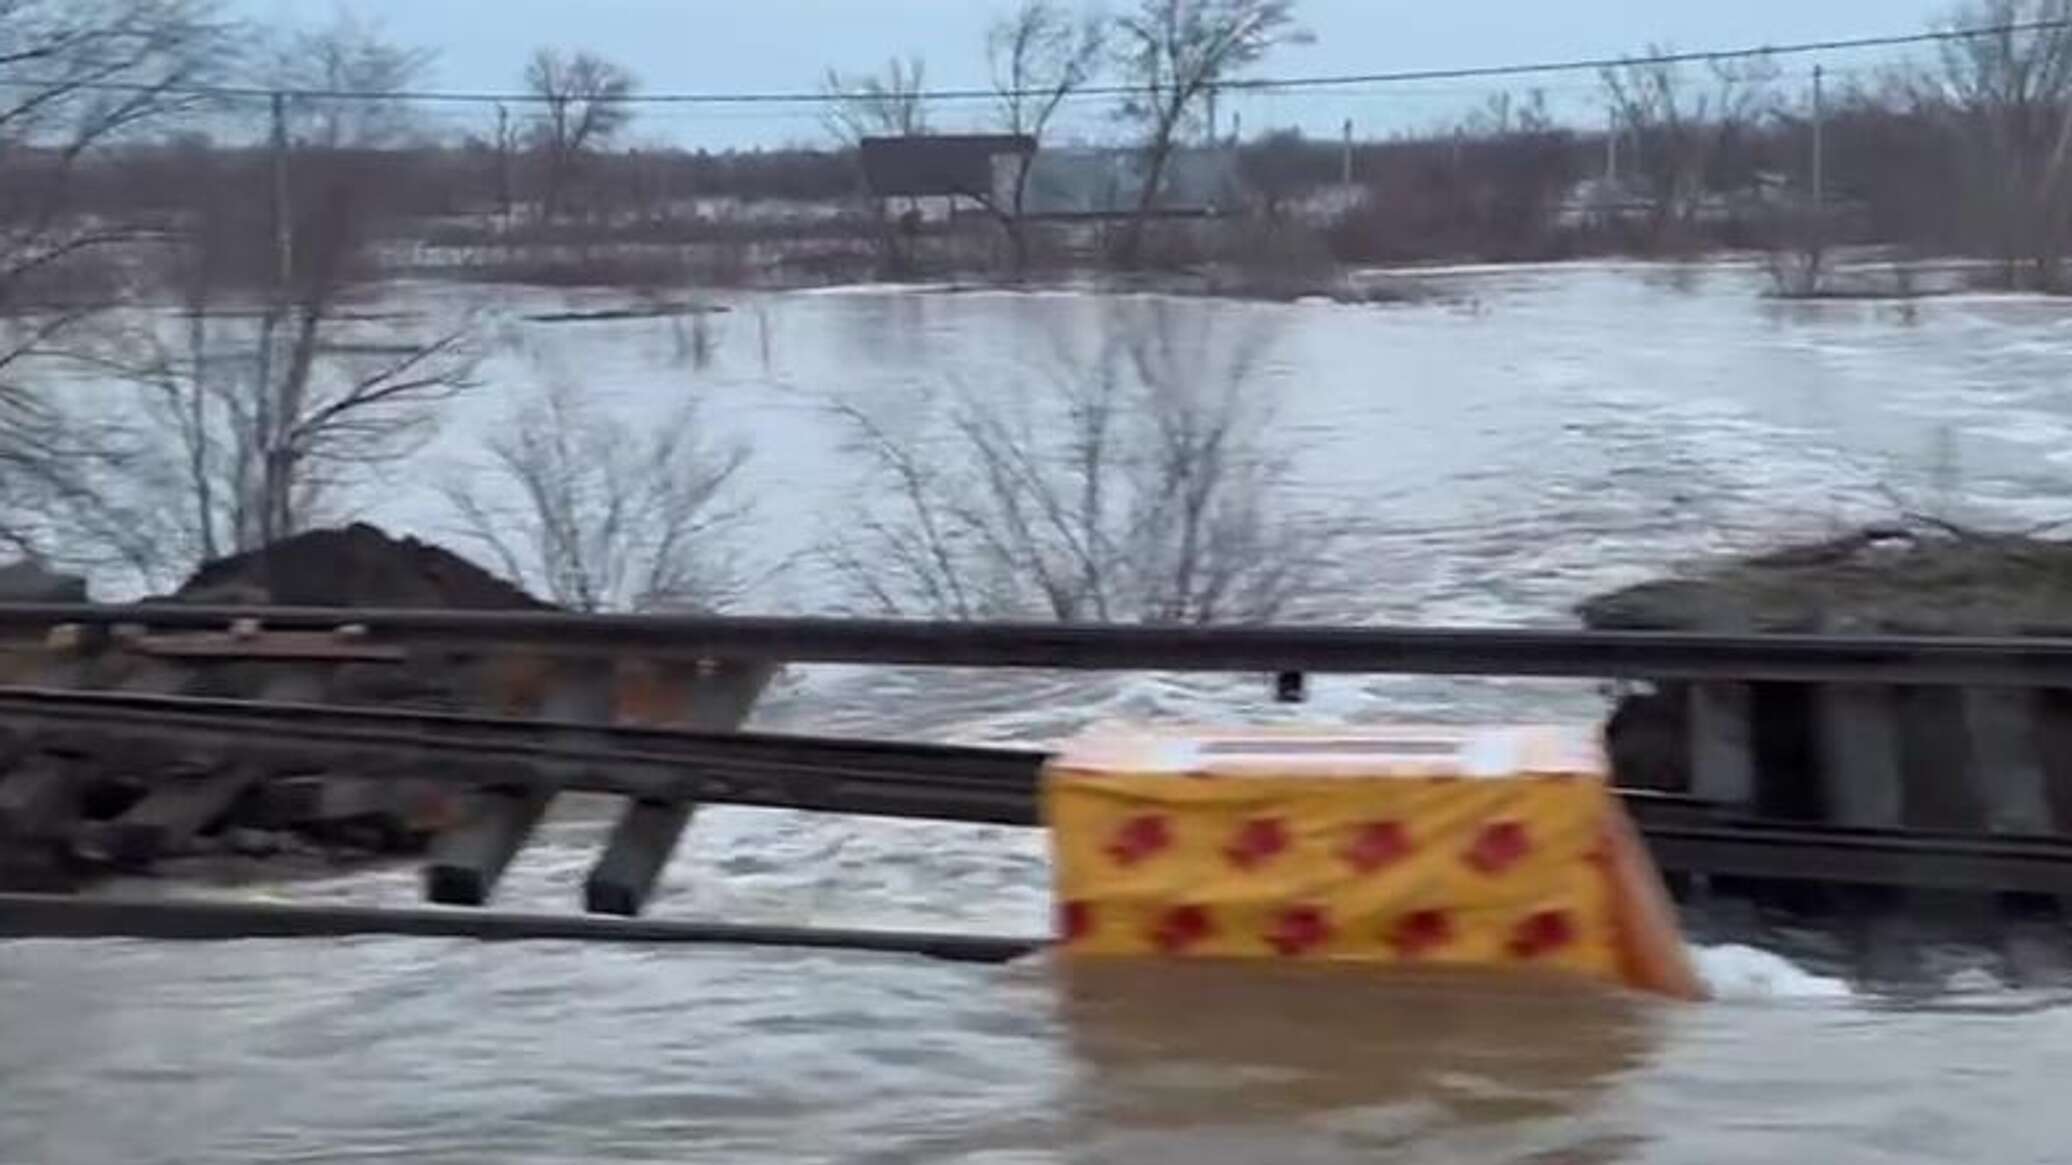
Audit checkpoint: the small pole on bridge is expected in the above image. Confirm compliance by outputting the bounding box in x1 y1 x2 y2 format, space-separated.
1274 671 1307 704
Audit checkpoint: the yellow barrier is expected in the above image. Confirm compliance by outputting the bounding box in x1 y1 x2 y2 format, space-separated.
1042 725 1707 1001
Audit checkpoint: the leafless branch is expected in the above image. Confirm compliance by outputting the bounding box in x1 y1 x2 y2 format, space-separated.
1914 0 2072 288
1112 0 1306 266
823 56 931 144
524 48 638 221
983 0 1106 273
445 377 753 613
824 299 1350 624
1599 46 1780 249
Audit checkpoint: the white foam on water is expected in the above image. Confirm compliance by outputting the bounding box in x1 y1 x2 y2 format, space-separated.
1693 943 1852 1001
792 280 966 296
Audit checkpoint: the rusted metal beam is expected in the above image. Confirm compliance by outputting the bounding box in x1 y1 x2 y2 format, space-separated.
129 632 404 662
582 658 774 916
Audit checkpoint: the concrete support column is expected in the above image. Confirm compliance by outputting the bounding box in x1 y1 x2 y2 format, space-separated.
1962 686 2053 836
1688 682 1755 810
1817 683 1904 829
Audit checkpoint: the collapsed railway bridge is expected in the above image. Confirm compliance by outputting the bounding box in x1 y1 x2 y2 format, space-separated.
0 584 2071 978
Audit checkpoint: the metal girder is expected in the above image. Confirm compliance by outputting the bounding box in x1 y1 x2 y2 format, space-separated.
0 687 2070 895
6 603 2072 684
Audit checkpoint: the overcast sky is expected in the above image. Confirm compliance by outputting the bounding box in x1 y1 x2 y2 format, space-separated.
235 0 1958 147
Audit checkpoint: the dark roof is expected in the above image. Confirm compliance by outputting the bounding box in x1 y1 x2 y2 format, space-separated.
859 134 1037 199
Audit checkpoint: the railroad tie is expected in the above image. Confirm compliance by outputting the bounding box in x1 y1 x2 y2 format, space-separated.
581 658 774 917
422 656 619 908
585 799 696 917
86 761 263 866
423 785 555 906
0 754 75 838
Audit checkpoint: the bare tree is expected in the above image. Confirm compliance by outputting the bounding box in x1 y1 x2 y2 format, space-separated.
80 200 477 582
823 57 933 278
47 17 476 588
445 378 751 613
524 48 638 222
273 11 433 150
0 0 227 558
1599 48 1779 251
1112 0 1305 267
983 0 1105 273
822 56 932 143
0 0 227 306
825 301 1345 624
1915 0 2072 289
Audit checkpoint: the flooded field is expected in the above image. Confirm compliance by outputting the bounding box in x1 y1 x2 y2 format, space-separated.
7 262 2072 1162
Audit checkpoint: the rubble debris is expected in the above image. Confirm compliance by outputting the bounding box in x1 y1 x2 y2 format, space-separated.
170 523 549 610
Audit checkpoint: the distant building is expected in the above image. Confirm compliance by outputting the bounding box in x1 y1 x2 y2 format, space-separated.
858 134 1035 209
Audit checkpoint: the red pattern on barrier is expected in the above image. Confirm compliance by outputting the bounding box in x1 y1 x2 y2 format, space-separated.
1267 905 1333 956
1341 821 1413 873
1465 820 1531 875
1224 817 1291 870
1151 904 1214 953
1105 815 1173 866
1060 900 1092 943
1507 910 1576 959
1389 909 1454 957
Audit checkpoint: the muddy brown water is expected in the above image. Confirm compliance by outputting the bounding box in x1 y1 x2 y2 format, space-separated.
10 263 2072 1161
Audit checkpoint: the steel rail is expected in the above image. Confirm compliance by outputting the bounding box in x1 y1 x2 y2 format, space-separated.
6 603 2072 684
0 893 1043 961
1643 823 2072 896
0 686 1048 822
3 688 2072 893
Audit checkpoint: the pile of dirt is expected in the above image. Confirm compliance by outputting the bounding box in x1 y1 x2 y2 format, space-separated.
1578 522 2072 634
170 523 550 610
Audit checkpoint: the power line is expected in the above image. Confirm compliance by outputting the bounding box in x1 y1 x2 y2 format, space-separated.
0 17 2058 106
1200 23 2005 96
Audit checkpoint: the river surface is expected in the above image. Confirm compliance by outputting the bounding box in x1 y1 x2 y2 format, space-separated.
8 262 2072 1161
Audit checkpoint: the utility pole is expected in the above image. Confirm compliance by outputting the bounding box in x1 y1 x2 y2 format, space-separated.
1341 117 1353 187
1606 108 1620 183
1811 64 1826 217
1205 84 1218 147
270 91 293 293
495 102 513 228
261 89 295 547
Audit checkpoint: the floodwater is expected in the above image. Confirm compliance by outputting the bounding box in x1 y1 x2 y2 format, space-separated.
9 262 2072 1161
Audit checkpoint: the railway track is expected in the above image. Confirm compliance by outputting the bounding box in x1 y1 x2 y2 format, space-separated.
1 687 2071 896
6 602 2072 682
3 603 2072 958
